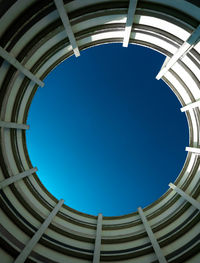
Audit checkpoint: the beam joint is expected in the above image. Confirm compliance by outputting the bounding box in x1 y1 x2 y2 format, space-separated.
186 146 200 155
138 207 167 263
169 183 200 211
0 167 37 189
93 213 103 263
14 199 64 263
54 0 80 57
156 25 200 80
123 0 138 47
180 100 200 112
0 46 44 87
0 120 29 130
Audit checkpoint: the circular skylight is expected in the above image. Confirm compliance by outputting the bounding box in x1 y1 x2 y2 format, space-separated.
27 43 188 216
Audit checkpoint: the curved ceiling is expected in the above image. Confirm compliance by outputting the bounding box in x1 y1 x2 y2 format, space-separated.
0 0 200 262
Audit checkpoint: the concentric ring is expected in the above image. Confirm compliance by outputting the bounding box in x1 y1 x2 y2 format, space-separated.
0 1 200 262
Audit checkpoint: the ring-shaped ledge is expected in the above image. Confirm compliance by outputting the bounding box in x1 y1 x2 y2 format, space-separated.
0 1 200 263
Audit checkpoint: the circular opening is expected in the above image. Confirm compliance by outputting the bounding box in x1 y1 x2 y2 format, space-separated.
27 44 188 216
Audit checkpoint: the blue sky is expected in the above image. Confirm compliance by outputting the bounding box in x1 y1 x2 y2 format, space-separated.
27 43 188 216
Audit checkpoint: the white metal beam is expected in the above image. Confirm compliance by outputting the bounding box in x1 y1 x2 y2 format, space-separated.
123 0 138 47
0 46 44 87
0 167 37 189
138 207 167 263
0 120 29 130
93 213 103 263
186 146 200 155
54 0 80 57
180 100 200 112
156 25 200 80
14 199 64 263
169 183 200 211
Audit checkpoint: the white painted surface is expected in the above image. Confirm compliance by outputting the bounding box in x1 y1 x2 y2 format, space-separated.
169 183 200 211
138 207 167 263
186 147 200 155
181 100 200 112
0 167 37 189
156 25 200 80
123 0 138 47
0 120 29 130
14 199 64 263
0 46 44 87
93 213 103 263
54 0 80 57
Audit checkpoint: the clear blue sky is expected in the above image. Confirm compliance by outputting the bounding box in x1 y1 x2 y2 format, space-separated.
27 43 188 216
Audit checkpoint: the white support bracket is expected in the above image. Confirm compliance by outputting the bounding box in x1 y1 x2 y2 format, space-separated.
156 25 200 80
180 99 200 112
0 46 44 87
0 167 37 190
186 146 200 155
169 183 200 211
54 0 80 57
138 207 168 263
14 199 64 263
123 0 138 47
93 213 103 263
0 120 29 130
